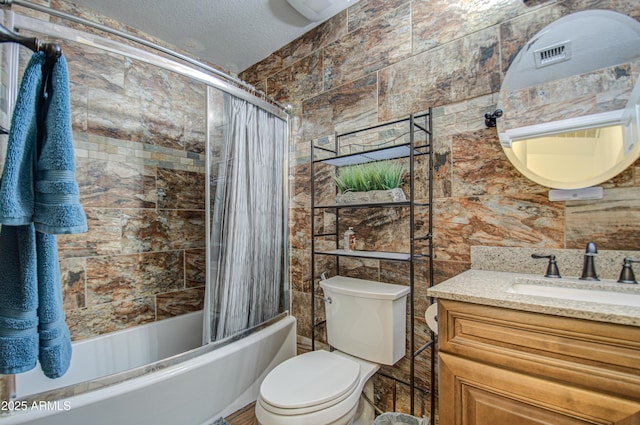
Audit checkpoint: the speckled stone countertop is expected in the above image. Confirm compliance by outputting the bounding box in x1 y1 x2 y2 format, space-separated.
427 269 640 327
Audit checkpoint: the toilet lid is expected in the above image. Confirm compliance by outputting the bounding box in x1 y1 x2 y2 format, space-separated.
260 350 360 410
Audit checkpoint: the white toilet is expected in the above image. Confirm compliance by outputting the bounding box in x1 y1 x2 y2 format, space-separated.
255 276 410 425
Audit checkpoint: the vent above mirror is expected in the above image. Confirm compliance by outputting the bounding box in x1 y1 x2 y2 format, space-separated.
535 41 572 68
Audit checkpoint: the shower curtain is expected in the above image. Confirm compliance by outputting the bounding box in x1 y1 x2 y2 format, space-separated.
206 93 286 342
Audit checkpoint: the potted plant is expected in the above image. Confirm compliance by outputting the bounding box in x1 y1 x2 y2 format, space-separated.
334 161 407 205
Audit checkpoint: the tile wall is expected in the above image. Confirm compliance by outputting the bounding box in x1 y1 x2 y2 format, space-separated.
2 1 209 342
240 0 640 419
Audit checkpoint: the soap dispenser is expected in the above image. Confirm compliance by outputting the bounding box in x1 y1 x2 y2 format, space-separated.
343 227 355 252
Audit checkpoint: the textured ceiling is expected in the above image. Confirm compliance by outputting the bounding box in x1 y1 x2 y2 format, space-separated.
68 0 341 74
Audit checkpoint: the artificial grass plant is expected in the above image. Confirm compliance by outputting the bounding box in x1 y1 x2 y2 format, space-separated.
334 161 406 193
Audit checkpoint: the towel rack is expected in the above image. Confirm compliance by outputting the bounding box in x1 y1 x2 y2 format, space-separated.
0 22 61 57
0 23 61 137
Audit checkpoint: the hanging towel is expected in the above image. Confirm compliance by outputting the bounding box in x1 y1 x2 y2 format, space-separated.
35 231 71 379
0 227 70 378
0 225 39 374
33 53 87 234
0 52 45 225
0 52 83 378
0 51 86 233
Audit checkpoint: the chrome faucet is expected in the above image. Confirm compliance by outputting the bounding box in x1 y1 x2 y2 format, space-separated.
579 242 599 281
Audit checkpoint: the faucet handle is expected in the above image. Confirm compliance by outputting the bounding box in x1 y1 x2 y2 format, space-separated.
531 254 561 278
618 258 640 284
585 241 598 255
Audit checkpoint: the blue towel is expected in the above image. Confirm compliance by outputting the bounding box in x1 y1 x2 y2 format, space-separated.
35 231 71 379
33 53 87 234
0 52 86 233
0 53 44 226
0 225 39 374
0 52 83 378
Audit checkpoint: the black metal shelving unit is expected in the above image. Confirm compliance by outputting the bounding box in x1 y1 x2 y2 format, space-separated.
310 111 436 420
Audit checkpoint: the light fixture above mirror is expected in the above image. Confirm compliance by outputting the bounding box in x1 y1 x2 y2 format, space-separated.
497 10 640 190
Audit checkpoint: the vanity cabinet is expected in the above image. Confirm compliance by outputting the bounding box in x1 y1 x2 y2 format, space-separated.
437 299 640 425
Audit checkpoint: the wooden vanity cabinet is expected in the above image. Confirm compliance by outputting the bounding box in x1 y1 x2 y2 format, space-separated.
437 299 640 425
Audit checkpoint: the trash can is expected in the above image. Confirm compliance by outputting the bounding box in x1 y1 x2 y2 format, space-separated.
372 412 429 425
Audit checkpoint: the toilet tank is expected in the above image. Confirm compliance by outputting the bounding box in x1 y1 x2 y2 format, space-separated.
320 276 410 365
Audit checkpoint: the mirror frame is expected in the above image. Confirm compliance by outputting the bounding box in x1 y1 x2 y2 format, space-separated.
497 10 640 189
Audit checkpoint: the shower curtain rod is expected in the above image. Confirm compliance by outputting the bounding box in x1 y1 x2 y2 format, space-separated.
0 0 290 114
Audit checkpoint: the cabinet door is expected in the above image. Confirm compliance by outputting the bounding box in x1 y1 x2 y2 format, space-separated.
439 352 640 425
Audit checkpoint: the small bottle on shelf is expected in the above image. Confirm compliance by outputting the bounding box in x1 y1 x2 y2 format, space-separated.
344 227 356 251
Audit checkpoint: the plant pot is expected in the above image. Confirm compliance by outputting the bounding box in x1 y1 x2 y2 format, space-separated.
335 188 407 205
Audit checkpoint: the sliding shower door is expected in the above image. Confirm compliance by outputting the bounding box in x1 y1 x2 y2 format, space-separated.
204 87 288 343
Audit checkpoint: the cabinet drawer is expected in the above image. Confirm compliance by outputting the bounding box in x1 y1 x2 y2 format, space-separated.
439 352 640 425
438 299 640 399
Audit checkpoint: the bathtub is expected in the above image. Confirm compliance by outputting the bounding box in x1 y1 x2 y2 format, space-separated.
3 312 296 425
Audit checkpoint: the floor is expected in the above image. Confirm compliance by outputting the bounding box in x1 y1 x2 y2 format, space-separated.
225 402 259 425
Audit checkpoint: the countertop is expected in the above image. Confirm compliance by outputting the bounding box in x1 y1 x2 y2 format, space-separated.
427 269 640 327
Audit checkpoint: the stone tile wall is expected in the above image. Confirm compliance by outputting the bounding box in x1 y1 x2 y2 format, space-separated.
240 0 640 419
60 45 207 340
1 1 208 343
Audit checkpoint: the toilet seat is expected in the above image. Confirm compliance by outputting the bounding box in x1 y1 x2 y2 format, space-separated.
256 351 381 425
259 350 360 415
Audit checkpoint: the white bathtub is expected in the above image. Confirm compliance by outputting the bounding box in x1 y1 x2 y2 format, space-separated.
3 312 296 425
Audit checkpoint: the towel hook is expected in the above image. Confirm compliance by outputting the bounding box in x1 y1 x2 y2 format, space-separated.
0 23 61 57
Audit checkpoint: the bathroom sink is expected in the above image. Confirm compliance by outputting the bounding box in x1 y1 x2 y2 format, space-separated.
507 282 640 307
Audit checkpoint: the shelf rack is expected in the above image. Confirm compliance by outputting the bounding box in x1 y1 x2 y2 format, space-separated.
309 111 435 419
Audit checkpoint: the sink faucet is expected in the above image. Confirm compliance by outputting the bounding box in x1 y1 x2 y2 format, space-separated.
618 258 640 284
531 254 561 278
580 242 599 281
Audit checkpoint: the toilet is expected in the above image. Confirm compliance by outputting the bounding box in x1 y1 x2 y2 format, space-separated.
255 276 410 425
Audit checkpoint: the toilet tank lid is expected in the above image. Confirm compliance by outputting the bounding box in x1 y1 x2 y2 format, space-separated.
320 276 410 300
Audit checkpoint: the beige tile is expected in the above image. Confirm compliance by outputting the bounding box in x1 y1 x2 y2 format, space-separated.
66 296 156 341
302 74 378 141
157 168 206 210
267 50 323 104
281 12 348 69
76 157 157 208
185 249 206 288
57 208 123 258
121 209 205 253
239 50 283 86
566 187 640 250
433 194 565 262
378 27 501 121
323 2 411 89
412 0 546 55
451 127 545 196
86 251 184 306
156 287 205 320
60 257 86 310
348 0 410 32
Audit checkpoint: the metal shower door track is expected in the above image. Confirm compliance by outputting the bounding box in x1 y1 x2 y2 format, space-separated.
6 8 288 120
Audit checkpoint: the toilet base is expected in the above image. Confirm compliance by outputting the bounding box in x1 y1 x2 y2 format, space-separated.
255 400 357 425
351 379 375 425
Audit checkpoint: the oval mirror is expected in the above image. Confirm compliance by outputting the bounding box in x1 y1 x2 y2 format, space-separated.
497 10 640 189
